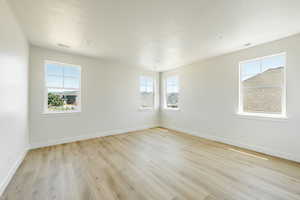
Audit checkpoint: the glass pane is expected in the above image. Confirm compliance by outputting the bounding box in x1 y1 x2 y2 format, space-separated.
243 87 282 114
146 86 153 93
242 65 283 88
166 92 179 108
147 80 153 87
64 66 81 78
261 54 285 72
167 85 179 93
140 76 154 93
140 82 147 88
140 85 147 92
146 81 153 92
241 60 261 81
64 77 80 89
240 54 285 115
47 88 79 112
47 75 63 88
166 76 179 108
166 76 179 93
167 76 178 84
47 63 63 76
140 92 154 108
140 76 146 83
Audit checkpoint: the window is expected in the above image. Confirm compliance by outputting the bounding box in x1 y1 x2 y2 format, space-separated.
239 53 286 117
45 61 81 113
140 76 154 109
165 75 179 109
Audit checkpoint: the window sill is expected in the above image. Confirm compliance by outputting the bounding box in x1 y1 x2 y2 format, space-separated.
236 112 288 122
163 107 180 111
43 110 81 116
139 107 154 111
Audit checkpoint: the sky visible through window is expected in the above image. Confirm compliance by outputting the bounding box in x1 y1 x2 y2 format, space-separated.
241 54 285 81
140 76 154 109
166 76 179 93
166 75 179 108
140 76 154 93
46 63 80 92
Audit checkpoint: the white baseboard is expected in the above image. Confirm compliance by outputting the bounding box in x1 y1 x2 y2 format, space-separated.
0 149 28 196
30 125 158 149
163 124 300 163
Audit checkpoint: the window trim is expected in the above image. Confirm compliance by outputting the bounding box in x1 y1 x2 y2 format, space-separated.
238 52 287 118
139 75 155 110
43 60 82 114
164 74 180 110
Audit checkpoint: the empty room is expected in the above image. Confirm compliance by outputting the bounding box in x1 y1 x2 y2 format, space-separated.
1 0 300 199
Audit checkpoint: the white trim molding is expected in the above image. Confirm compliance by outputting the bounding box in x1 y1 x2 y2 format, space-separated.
30 125 159 149
0 149 28 196
162 124 300 163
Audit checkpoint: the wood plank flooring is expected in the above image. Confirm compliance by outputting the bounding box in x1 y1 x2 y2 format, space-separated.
1 128 300 200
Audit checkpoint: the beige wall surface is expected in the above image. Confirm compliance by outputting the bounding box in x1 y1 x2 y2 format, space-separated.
29 46 159 147
161 34 300 162
0 0 29 194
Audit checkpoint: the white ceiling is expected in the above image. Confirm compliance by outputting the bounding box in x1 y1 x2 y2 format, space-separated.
8 0 300 71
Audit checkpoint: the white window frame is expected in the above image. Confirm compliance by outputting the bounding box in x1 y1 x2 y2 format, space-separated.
238 52 287 119
164 74 180 110
44 60 82 114
139 75 155 110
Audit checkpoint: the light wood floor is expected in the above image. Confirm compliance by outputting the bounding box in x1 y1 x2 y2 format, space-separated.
2 128 300 200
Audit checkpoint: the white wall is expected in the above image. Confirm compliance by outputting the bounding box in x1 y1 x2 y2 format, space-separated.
0 0 29 195
29 46 159 148
161 34 300 162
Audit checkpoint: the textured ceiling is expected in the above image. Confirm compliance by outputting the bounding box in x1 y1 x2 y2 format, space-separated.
8 0 300 71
